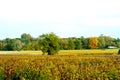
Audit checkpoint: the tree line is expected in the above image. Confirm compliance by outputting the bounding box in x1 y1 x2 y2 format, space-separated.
0 33 120 51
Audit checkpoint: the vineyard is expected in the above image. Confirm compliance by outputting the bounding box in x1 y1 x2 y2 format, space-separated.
0 54 120 80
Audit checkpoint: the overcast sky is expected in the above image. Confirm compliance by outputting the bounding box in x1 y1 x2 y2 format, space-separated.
0 0 120 39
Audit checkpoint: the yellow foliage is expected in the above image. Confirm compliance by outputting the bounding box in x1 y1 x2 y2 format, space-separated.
89 37 98 49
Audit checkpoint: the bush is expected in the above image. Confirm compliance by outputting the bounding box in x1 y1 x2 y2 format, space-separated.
118 49 120 54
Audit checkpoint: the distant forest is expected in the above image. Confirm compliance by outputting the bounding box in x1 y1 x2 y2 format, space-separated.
0 33 120 51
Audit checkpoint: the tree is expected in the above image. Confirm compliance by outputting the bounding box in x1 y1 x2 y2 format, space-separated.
59 38 68 50
81 36 89 49
89 37 98 49
98 35 106 49
4 38 13 51
31 38 41 50
74 39 82 49
0 40 5 50
12 39 23 51
98 35 115 48
68 38 75 50
21 33 33 50
113 38 120 48
118 49 120 54
21 33 32 41
39 32 60 55
104 36 115 48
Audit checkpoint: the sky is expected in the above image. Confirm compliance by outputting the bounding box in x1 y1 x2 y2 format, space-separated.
0 0 120 39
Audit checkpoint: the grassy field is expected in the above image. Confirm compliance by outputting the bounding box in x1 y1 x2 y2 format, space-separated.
0 49 119 55
58 49 119 55
0 51 43 55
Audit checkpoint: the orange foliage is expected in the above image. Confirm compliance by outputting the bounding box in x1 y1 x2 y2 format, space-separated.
89 37 98 49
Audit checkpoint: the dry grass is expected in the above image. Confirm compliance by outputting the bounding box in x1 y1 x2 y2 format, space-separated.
0 49 119 55
58 49 119 55
0 51 42 55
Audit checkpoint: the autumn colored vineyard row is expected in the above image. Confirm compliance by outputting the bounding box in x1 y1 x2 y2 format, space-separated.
0 55 120 80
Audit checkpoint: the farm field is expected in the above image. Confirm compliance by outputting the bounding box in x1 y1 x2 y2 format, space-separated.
58 49 119 55
0 49 119 55
0 49 120 80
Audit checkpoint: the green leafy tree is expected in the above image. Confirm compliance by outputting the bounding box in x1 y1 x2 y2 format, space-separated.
113 38 120 48
32 38 41 50
12 39 23 51
74 39 82 49
81 36 89 49
59 38 68 50
98 35 115 48
0 40 2 50
68 38 75 50
98 35 106 49
104 36 115 48
0 40 6 50
117 42 120 48
4 38 13 51
118 49 120 54
21 33 32 41
21 33 33 50
60 38 68 50
39 32 60 55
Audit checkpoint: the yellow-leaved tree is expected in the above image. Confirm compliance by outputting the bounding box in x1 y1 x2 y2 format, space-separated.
89 37 98 49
